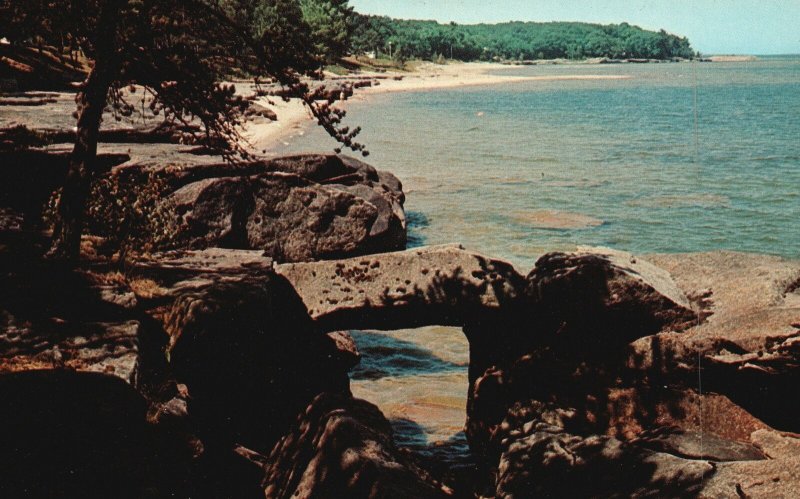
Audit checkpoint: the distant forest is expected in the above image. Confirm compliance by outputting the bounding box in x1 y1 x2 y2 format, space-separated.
349 15 697 61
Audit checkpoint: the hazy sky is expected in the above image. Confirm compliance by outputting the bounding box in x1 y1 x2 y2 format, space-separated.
349 0 800 55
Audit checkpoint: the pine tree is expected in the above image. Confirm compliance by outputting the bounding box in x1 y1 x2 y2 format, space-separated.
300 0 353 62
0 0 365 260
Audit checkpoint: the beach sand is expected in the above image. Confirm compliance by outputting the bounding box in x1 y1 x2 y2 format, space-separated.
243 98 311 152
245 62 631 151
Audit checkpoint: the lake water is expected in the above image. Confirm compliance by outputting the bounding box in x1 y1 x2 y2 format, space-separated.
268 57 800 465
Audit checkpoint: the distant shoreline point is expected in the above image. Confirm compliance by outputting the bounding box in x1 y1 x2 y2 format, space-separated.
706 55 759 62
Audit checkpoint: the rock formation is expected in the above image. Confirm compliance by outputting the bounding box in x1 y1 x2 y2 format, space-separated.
0 241 440 497
276 245 800 497
263 393 448 498
465 249 800 498
97 152 406 261
275 243 525 330
1 117 407 263
2 181 799 499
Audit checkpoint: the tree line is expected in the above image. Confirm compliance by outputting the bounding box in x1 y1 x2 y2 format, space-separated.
349 16 697 61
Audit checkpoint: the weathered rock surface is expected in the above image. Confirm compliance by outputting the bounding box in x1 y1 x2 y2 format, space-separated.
0 245 192 497
275 244 694 353
0 253 140 384
629 251 800 431
463 249 800 498
263 393 448 499
275 244 795 497
275 243 526 331
164 173 383 261
465 247 699 454
0 317 140 382
481 386 800 498
95 152 407 262
123 248 354 453
124 249 446 498
492 400 715 498
699 429 800 498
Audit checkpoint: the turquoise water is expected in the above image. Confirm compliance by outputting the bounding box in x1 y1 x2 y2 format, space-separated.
271 57 800 270
268 57 800 462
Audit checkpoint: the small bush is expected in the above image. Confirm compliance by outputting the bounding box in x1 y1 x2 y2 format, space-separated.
84 170 176 256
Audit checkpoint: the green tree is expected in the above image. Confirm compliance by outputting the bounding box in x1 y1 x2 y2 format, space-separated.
251 0 316 68
1 0 364 260
300 0 352 62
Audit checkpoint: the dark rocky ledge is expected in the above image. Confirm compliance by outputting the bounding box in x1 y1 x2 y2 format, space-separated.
3 79 798 497
0 145 407 262
1 199 799 496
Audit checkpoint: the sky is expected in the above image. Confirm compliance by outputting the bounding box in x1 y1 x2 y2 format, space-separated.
348 0 800 55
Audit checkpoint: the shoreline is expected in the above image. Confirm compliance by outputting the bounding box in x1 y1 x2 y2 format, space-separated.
246 62 632 151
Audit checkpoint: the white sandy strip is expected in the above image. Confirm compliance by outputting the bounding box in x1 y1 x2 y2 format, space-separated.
243 98 312 152
244 62 631 150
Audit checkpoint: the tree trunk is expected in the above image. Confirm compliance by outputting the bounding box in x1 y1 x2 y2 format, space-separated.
47 69 113 260
47 1 124 260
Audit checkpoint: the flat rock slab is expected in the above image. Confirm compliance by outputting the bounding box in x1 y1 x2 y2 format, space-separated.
637 429 767 462
275 244 526 331
603 388 771 444
125 248 275 307
0 317 140 384
628 251 800 431
647 251 800 319
700 430 800 498
131 247 273 273
0 252 141 385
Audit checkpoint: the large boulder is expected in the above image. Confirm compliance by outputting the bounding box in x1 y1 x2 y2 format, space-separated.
465 247 698 455
126 249 355 453
164 173 384 262
89 153 406 262
525 246 697 350
263 393 449 499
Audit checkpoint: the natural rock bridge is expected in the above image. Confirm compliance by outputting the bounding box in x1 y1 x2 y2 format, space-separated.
153 244 800 497
274 243 694 332
2 243 799 497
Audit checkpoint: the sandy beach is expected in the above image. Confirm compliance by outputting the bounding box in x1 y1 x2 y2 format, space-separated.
245 62 631 151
